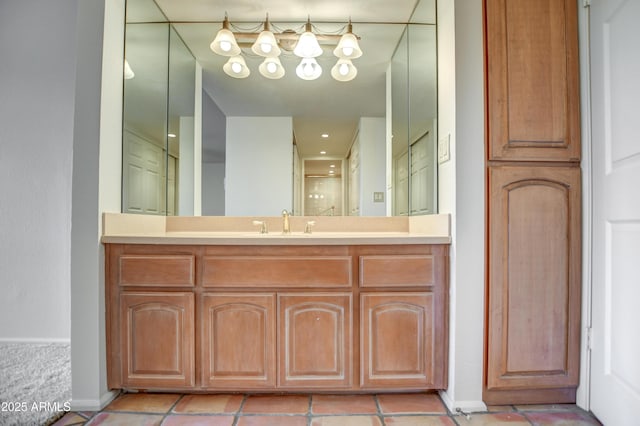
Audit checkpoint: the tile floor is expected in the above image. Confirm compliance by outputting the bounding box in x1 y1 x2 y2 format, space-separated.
52 392 602 426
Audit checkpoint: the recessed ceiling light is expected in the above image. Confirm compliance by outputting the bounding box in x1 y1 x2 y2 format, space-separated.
321 133 329 138
329 170 335 174
320 151 326 154
330 164 336 168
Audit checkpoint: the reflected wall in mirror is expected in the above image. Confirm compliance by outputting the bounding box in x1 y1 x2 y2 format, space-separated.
122 0 437 217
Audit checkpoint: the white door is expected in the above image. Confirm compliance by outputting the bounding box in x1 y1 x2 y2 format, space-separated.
589 0 640 424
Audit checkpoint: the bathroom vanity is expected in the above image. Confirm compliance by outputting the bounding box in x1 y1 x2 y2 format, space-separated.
103 214 450 393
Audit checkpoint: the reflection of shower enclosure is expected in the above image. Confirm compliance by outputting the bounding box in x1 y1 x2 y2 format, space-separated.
304 176 343 216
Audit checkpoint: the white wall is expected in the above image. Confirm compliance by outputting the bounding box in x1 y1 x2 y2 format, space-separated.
0 0 77 341
437 0 487 412
225 117 293 216
71 0 122 410
359 117 387 216
202 162 226 215
179 117 195 215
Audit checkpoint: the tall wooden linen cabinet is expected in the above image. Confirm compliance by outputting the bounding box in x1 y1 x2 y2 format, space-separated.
484 0 582 404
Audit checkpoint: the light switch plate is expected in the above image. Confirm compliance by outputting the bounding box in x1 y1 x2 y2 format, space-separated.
373 192 385 202
438 134 450 164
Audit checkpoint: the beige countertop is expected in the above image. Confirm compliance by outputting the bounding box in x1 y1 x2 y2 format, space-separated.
101 213 451 246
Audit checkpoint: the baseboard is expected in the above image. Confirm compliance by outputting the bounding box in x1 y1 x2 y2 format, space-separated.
438 390 488 413
71 390 119 412
0 338 71 344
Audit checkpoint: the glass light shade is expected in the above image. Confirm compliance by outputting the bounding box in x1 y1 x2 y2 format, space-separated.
210 28 241 56
259 57 285 79
331 58 357 81
296 58 322 80
223 56 250 78
293 31 323 58
333 33 362 59
252 30 281 57
124 59 135 79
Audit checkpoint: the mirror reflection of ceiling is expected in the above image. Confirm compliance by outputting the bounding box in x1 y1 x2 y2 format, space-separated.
125 0 436 161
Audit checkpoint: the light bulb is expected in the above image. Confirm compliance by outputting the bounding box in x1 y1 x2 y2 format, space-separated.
342 46 354 57
304 63 314 76
266 62 277 74
231 62 242 74
261 43 272 54
339 63 349 76
220 40 231 52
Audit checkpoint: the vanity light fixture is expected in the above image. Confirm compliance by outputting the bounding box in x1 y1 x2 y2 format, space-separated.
333 20 363 59
223 55 250 78
293 18 323 59
258 56 285 79
251 15 281 58
331 58 358 82
210 15 362 82
210 15 241 57
296 57 322 80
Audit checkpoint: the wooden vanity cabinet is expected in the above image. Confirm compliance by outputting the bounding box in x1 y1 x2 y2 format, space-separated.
360 292 436 388
278 293 353 388
484 0 582 404
106 248 197 389
106 243 448 392
201 293 276 389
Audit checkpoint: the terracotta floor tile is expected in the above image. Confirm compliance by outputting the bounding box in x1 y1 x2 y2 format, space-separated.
311 415 383 426
104 393 180 413
311 394 378 414
236 415 308 426
384 415 457 425
515 404 579 412
162 414 235 426
454 412 530 425
51 412 89 425
241 395 310 414
486 405 516 412
526 410 603 425
86 412 164 425
172 394 243 414
377 393 447 415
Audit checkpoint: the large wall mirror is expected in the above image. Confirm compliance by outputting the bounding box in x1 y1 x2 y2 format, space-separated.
122 0 437 217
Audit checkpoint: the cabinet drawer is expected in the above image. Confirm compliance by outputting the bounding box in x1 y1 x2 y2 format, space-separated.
119 254 195 287
359 255 435 287
202 256 352 288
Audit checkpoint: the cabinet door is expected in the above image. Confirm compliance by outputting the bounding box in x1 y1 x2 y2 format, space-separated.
485 0 580 161
486 166 581 401
278 293 352 388
201 293 276 389
360 292 438 389
120 292 194 388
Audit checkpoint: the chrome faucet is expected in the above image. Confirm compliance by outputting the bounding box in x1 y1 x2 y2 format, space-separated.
282 209 291 234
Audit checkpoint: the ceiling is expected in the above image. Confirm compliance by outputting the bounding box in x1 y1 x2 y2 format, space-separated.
125 0 436 168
